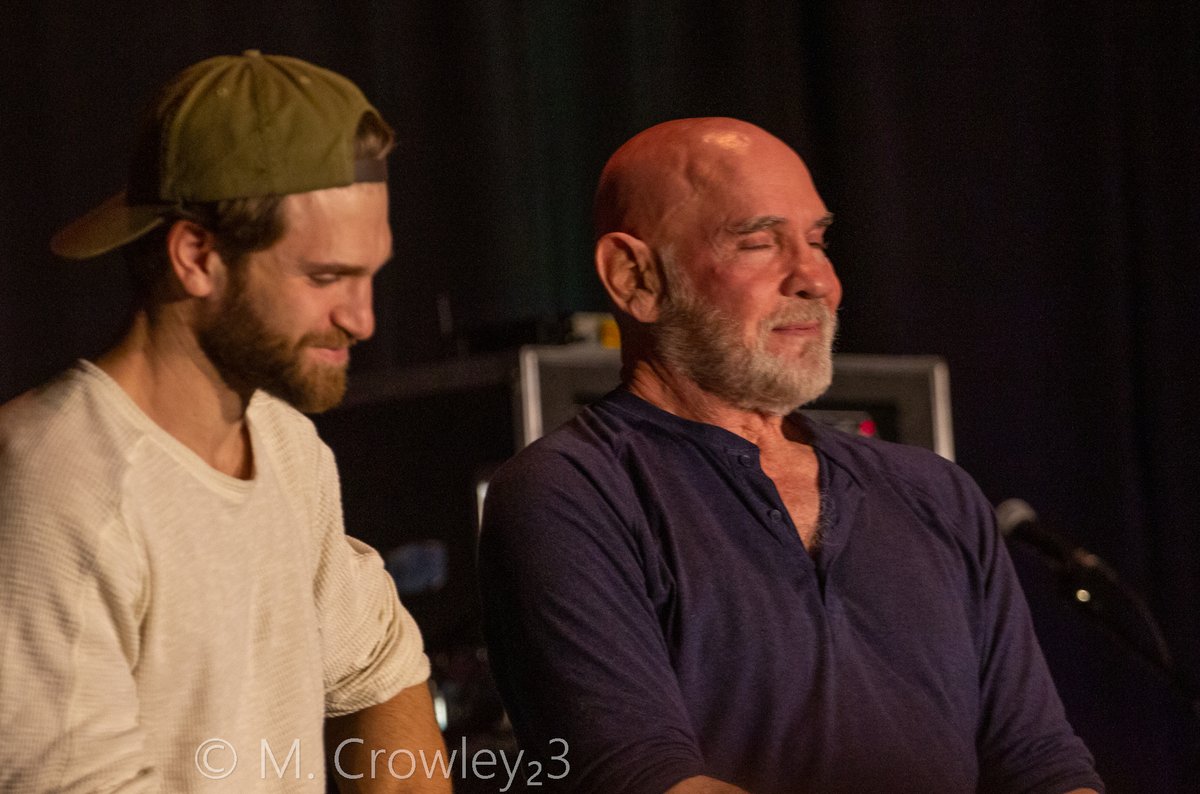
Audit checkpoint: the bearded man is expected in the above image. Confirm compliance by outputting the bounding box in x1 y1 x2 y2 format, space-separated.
478 118 1103 794
0 52 447 792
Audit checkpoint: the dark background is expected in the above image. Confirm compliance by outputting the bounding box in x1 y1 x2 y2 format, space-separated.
2 3 1197 790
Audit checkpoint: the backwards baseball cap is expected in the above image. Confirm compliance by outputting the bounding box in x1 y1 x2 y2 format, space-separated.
51 50 391 259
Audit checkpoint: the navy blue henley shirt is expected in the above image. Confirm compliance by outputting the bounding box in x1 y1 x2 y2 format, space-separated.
479 389 1102 793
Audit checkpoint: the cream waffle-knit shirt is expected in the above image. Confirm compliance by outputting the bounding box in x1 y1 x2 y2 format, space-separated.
0 361 430 791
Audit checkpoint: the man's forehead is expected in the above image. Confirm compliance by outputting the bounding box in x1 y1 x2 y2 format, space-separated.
682 150 824 221
267 183 392 265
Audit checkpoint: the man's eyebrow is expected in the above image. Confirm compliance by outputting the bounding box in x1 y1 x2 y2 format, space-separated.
300 261 383 275
726 213 833 234
728 215 787 234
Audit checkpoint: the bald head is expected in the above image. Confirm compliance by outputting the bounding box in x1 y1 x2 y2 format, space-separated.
593 117 815 245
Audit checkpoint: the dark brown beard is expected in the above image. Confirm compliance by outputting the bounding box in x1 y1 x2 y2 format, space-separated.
198 277 351 414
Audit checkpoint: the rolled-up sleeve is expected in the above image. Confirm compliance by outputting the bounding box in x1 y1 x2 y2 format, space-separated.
311 443 430 717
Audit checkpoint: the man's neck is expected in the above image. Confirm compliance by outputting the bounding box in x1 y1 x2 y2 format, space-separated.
97 309 254 479
623 357 795 449
625 354 824 548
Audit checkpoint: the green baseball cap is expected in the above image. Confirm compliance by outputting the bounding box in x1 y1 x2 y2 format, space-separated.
51 50 391 259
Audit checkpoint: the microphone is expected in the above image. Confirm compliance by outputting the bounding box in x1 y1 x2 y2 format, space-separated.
995 498 1118 580
995 497 1177 676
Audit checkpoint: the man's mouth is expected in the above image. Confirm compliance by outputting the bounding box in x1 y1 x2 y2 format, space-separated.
308 346 350 365
771 322 821 334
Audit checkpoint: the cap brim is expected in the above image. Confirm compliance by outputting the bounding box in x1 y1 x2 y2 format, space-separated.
50 190 166 260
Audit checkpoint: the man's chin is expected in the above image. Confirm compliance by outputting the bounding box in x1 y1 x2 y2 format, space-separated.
743 359 832 414
268 364 347 414
766 335 830 363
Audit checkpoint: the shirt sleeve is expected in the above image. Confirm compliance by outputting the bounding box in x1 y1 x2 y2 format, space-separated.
478 445 708 794
0 471 159 792
960 470 1105 793
312 442 431 717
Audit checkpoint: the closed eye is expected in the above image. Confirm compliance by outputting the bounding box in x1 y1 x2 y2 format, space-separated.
304 263 371 285
729 216 785 253
810 213 834 252
737 235 776 251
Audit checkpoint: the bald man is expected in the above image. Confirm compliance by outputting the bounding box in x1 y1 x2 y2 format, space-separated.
478 119 1102 794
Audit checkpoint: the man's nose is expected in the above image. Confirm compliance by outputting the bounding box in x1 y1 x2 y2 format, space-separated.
783 244 839 302
333 280 375 341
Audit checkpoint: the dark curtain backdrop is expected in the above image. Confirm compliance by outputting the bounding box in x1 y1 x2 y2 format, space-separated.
2 0 1197 783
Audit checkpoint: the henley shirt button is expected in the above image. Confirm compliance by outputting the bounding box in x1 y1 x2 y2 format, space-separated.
738 453 753 467
769 508 783 522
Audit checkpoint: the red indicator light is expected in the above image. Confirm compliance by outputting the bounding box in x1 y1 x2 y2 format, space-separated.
858 419 877 437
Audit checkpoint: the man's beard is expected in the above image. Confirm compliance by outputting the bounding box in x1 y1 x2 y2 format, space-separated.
198 278 352 414
655 260 837 416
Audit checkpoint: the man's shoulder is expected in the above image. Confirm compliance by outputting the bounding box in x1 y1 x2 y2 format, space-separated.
492 392 640 484
246 391 333 494
812 419 966 487
1 366 87 438
810 421 993 533
247 389 323 448
0 365 133 481
0 365 139 539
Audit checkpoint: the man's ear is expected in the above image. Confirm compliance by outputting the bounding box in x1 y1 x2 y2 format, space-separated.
595 232 664 324
165 219 224 299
